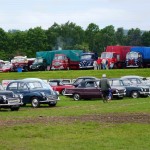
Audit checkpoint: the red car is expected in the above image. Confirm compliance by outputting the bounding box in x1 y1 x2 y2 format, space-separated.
49 79 74 95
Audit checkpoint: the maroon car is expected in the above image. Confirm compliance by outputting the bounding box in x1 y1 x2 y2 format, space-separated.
49 79 74 95
64 80 126 101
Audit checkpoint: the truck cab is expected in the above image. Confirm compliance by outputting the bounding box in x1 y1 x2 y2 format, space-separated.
79 52 98 69
126 52 143 68
30 57 47 71
99 52 120 69
51 54 69 70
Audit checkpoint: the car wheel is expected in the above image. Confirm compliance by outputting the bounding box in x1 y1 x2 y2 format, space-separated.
31 97 40 108
48 101 57 107
11 106 20 111
73 93 80 101
131 91 139 98
61 89 66 95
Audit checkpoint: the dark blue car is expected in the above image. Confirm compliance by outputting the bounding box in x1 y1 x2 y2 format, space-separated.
6 78 60 108
109 78 150 98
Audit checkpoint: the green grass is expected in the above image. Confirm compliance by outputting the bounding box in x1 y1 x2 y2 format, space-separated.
0 69 150 150
0 68 150 82
0 96 150 150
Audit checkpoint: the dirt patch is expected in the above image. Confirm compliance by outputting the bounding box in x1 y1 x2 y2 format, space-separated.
0 113 150 127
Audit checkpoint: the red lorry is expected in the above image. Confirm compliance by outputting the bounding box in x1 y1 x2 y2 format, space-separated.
98 46 131 69
51 54 79 70
51 50 83 70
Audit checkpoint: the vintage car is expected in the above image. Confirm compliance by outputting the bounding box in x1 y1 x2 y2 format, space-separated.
64 80 126 100
0 84 23 111
109 78 150 98
6 78 60 108
49 79 74 95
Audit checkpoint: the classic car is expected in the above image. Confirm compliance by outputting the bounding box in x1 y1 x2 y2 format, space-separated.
0 84 23 111
109 78 150 98
64 80 126 100
6 78 60 108
0 61 13 72
49 79 74 95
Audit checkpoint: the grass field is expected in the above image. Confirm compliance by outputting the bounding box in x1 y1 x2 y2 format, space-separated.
0 69 150 150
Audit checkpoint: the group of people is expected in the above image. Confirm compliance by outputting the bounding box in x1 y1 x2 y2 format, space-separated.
93 59 114 70
99 74 111 103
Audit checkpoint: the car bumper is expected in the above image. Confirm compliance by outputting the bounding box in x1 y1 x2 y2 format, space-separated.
0 102 23 107
40 97 60 103
64 93 73 96
113 92 126 97
79 66 94 69
139 91 149 96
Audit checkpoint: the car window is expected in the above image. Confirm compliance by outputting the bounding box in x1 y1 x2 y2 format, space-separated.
49 82 58 86
112 80 120 86
86 82 96 88
73 79 83 84
8 82 17 90
27 81 43 89
18 83 28 90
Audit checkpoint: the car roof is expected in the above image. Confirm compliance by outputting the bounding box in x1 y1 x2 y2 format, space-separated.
76 76 99 79
121 75 144 79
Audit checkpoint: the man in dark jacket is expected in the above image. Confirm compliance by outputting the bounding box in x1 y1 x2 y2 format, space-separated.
99 74 111 102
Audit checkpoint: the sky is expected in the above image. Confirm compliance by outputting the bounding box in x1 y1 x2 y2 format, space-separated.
0 0 150 31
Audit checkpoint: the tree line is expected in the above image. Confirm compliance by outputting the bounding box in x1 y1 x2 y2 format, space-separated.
0 21 150 60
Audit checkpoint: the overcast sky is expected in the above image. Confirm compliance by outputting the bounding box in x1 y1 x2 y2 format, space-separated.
0 0 150 31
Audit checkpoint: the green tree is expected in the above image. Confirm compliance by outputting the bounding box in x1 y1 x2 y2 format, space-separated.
85 23 100 52
60 21 85 49
115 27 126 45
46 23 61 50
0 28 9 59
99 25 116 52
26 27 48 57
126 28 142 46
141 31 150 46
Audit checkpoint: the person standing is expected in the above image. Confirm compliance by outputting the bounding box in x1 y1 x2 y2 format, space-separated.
99 74 111 102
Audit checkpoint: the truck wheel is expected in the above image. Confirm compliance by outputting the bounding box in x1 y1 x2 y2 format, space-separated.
131 91 139 98
73 93 80 101
11 106 20 111
31 97 40 108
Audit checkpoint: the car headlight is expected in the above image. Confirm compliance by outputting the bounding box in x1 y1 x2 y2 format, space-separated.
141 88 144 91
2 95 6 100
19 94 23 99
41 92 46 97
116 89 119 93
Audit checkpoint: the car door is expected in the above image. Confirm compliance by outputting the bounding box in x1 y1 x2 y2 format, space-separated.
84 81 101 98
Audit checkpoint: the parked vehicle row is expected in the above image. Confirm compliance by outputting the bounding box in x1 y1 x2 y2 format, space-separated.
0 75 149 111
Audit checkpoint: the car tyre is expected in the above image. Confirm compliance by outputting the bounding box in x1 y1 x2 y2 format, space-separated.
73 93 80 101
31 97 40 108
48 102 57 107
61 89 66 95
11 106 20 111
131 91 139 98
